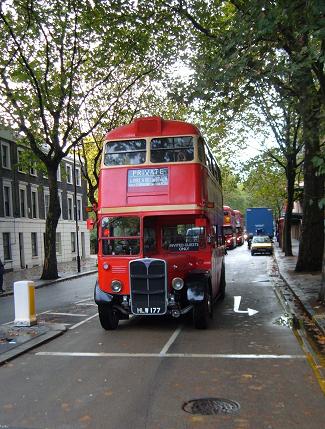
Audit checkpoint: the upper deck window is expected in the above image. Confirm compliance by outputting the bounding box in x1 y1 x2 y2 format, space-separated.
150 137 194 163
104 140 146 166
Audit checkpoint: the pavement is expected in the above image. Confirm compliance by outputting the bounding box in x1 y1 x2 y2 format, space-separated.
0 256 98 365
272 239 325 352
0 242 324 365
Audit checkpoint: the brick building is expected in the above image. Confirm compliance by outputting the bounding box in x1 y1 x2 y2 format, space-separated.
0 128 90 272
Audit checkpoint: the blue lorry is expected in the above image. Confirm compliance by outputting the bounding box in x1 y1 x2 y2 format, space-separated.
245 207 274 239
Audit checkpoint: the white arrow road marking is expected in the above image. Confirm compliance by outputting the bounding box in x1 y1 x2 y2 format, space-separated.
234 296 259 316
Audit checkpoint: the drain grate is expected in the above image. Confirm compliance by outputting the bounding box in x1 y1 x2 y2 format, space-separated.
182 398 240 415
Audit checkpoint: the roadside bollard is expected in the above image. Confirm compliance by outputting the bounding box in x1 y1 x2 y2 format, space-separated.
14 281 37 326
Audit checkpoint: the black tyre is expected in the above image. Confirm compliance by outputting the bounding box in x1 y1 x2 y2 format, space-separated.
98 305 119 330
219 262 226 300
251 250 255 256
193 288 212 329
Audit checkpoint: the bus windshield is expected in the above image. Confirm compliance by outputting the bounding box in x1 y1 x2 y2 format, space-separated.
223 227 233 235
101 216 140 255
162 223 205 251
150 137 194 163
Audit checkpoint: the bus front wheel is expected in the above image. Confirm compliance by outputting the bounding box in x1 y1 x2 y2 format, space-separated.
98 305 119 330
219 262 226 300
193 288 211 329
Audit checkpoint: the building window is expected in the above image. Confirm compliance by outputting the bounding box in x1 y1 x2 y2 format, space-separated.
3 184 12 217
30 162 37 176
56 232 62 254
71 232 76 253
3 232 11 260
44 193 49 218
31 232 38 257
66 164 73 184
58 192 63 219
68 196 73 220
1 141 11 169
75 166 81 186
77 197 82 221
17 148 26 173
31 189 38 218
19 187 27 218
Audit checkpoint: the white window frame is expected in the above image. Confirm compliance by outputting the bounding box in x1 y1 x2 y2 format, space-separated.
1 141 11 169
67 194 74 220
31 232 38 257
31 186 39 219
3 181 13 217
29 162 37 177
3 232 12 261
17 147 26 173
66 164 73 184
71 231 76 253
77 196 82 221
75 166 81 187
19 184 28 218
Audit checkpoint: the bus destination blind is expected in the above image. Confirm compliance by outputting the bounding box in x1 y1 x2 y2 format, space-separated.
128 168 169 191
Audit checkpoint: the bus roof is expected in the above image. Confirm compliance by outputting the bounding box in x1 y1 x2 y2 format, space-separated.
106 116 201 140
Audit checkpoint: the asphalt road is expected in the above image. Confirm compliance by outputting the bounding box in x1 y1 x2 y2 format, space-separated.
0 245 324 429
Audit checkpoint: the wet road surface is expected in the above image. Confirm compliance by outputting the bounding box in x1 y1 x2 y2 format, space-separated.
0 245 324 428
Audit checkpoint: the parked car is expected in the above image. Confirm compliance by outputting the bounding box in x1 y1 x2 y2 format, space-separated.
251 235 273 256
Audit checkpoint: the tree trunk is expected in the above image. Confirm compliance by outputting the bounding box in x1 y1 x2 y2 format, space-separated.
319 238 325 303
283 164 295 256
41 166 61 280
295 74 324 272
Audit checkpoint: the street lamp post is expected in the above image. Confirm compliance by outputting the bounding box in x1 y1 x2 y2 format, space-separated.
73 147 81 273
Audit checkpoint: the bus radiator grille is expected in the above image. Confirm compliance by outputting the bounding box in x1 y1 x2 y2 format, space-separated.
129 259 167 315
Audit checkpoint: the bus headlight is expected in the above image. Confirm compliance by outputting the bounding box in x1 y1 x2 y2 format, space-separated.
111 280 122 293
172 277 184 291
103 263 110 270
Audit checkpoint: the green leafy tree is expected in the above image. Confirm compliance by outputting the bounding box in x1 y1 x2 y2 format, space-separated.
243 152 287 218
166 0 324 271
0 0 168 279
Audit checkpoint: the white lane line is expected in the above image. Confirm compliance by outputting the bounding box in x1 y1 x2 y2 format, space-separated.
45 312 88 317
35 352 306 359
76 303 97 307
69 313 98 330
74 297 93 304
159 326 183 355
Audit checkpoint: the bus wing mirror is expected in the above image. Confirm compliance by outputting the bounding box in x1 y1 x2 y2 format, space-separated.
87 218 95 230
195 218 207 227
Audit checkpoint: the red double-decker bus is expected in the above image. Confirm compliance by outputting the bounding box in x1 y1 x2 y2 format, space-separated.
92 116 225 330
223 205 237 249
234 209 244 246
